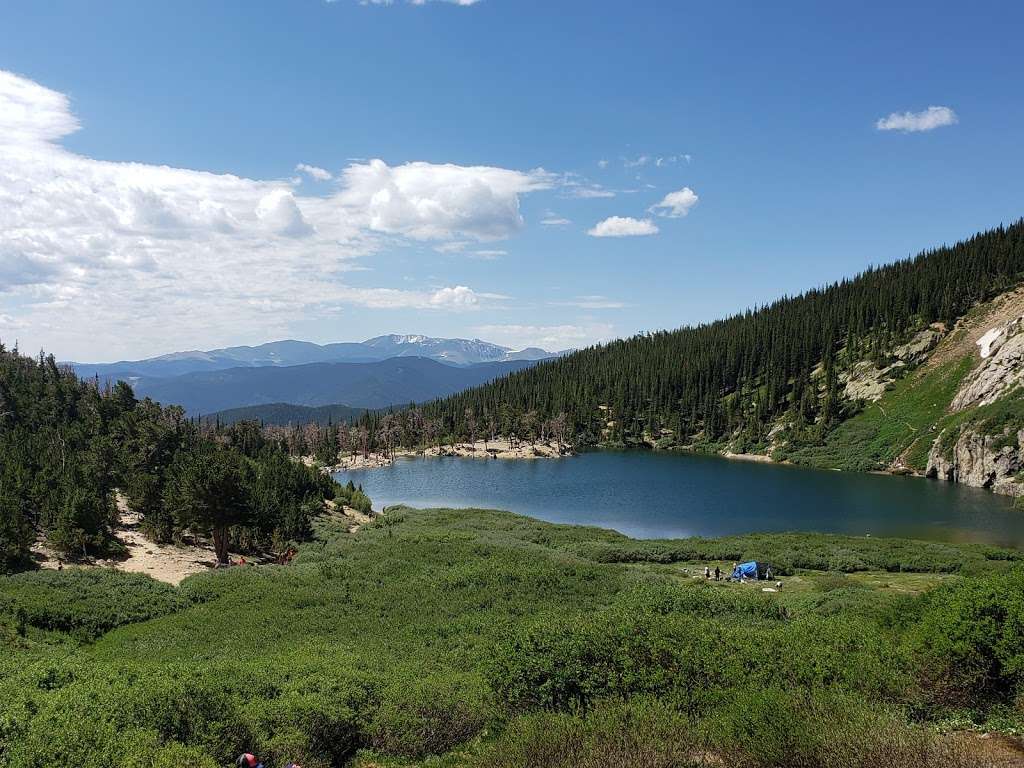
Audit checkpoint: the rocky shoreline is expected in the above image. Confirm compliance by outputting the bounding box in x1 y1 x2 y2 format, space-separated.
327 438 574 472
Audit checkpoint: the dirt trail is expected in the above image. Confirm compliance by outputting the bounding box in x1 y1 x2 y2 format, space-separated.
34 494 272 585
114 503 226 585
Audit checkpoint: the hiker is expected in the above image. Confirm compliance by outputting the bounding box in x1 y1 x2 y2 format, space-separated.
765 565 773 581
714 565 721 581
57 559 63 571
704 565 710 579
236 754 264 768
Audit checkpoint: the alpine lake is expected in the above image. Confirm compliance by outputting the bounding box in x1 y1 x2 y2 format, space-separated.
335 449 1024 548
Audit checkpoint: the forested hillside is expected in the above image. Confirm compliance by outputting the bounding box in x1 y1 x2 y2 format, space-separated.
0 344 355 572
423 220 1024 451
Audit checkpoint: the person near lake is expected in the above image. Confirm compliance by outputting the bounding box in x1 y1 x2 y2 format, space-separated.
236 754 263 768
704 566 710 579
714 566 721 581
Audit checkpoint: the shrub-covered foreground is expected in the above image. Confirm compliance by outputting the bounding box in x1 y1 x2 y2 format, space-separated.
1 507 1022 767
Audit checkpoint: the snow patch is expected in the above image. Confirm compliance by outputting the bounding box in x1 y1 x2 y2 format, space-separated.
978 327 1005 358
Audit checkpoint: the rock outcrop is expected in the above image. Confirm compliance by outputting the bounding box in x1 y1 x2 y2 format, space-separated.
924 316 1024 497
841 328 942 402
926 428 1024 497
951 316 1024 410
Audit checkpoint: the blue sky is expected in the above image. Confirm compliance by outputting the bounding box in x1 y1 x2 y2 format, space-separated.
1 0 1022 360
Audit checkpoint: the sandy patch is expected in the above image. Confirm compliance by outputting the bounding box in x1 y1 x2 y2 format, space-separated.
34 495 273 585
722 451 773 463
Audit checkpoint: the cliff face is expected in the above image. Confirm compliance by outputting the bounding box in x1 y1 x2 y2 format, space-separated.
926 314 1024 497
950 317 1024 410
926 428 1023 497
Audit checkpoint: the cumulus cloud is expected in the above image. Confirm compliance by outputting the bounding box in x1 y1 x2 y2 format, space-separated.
876 106 958 133
473 322 614 351
587 216 659 238
256 189 314 237
0 70 79 145
649 187 698 218
295 163 333 181
338 158 553 241
0 70 533 359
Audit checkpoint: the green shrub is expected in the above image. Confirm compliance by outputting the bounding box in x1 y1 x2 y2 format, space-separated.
904 569 1024 711
702 687 971 768
0 568 184 639
368 674 491 758
473 697 699 768
348 489 372 515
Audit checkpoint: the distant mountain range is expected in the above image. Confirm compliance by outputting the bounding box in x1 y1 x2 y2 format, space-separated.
70 334 561 381
127 357 541 415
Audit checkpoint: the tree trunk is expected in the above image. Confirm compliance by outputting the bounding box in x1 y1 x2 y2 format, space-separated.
213 526 230 564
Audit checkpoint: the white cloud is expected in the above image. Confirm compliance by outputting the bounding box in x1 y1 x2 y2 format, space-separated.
587 216 659 238
0 69 79 146
295 163 333 181
433 241 469 254
551 295 626 310
597 159 609 169
567 185 615 199
0 70 529 359
428 285 483 308
649 186 698 218
541 214 571 226
256 189 314 237
876 106 958 133
338 158 553 241
655 154 687 167
624 155 650 169
473 322 614 351
470 249 506 260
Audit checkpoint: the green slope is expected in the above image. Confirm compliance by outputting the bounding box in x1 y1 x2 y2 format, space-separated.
780 355 975 472
1 508 1022 766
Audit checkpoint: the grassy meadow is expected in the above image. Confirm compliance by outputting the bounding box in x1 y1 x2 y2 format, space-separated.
1 506 1023 767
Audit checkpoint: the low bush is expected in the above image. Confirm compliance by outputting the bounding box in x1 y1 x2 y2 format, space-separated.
473 697 699 768
904 568 1024 712
368 674 492 758
0 568 184 639
569 531 1017 575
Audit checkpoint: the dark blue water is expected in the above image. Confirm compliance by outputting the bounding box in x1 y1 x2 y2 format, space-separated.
334 451 1024 547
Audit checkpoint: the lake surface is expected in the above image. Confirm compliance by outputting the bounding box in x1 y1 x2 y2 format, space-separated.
334 451 1024 547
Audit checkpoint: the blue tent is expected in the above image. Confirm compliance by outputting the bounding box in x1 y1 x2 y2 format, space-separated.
731 561 771 580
